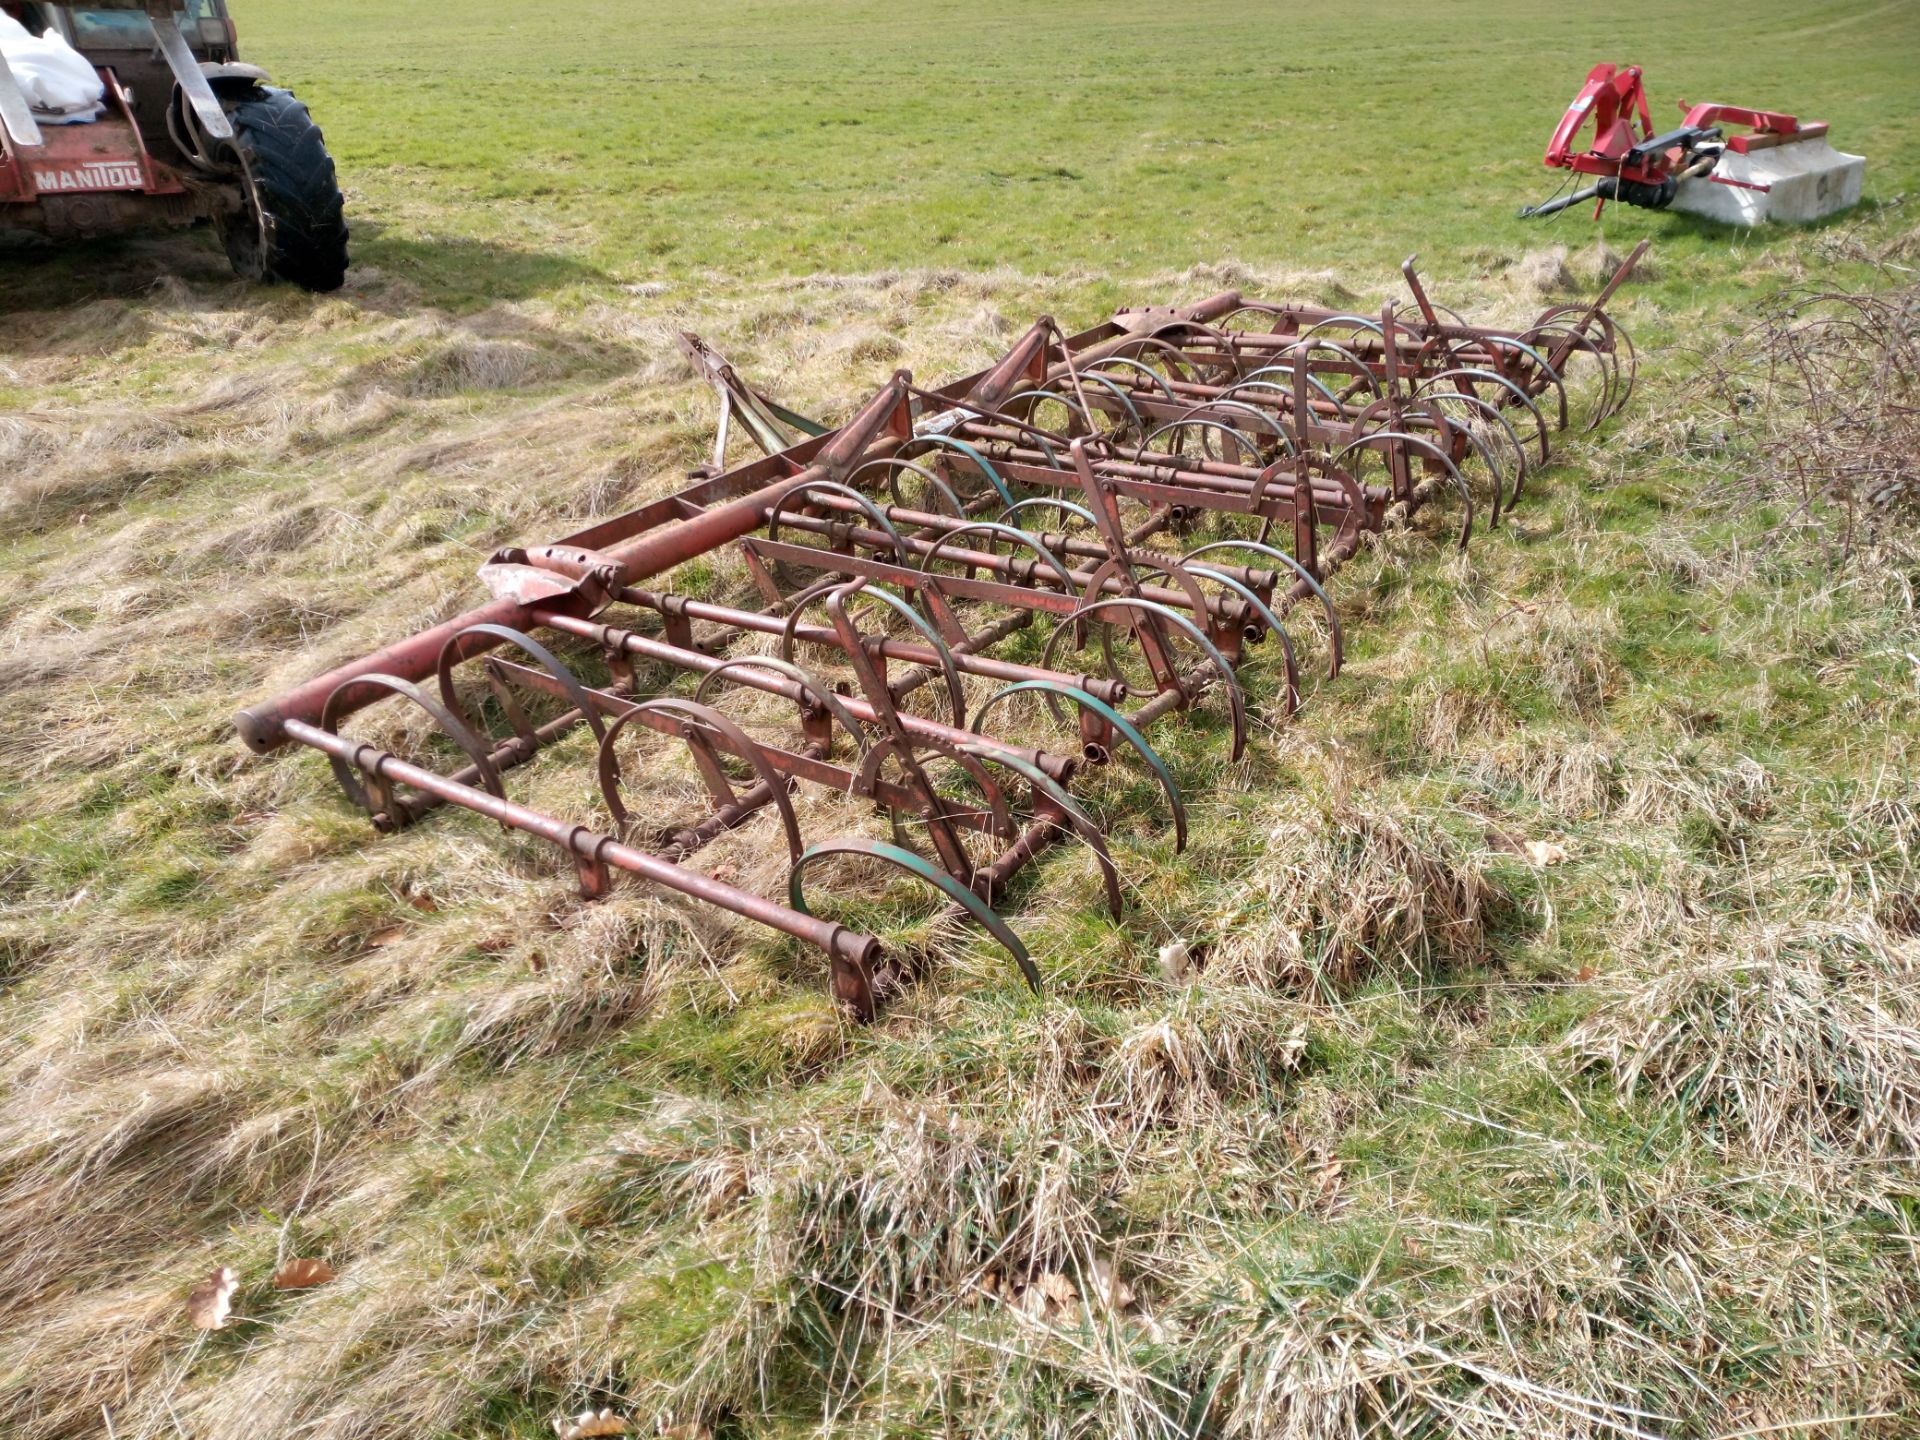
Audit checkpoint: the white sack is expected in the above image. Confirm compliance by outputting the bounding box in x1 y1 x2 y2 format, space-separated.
0 13 107 116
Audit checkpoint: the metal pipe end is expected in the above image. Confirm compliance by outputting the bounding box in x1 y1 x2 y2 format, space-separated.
233 705 281 754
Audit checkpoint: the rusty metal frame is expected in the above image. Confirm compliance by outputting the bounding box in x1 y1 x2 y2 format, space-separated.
237 255 1647 1018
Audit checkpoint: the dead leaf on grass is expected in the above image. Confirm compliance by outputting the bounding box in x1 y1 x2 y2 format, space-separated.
1312 1156 1345 1212
187 1266 239 1330
1157 939 1194 981
552 1410 629 1438
1524 840 1570 867
1036 1271 1077 1308
272 1258 336 1290
1087 1255 1136 1311
1487 827 1571 868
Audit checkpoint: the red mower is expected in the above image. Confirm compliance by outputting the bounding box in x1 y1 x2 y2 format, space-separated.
0 1 347 288
1521 62 1863 226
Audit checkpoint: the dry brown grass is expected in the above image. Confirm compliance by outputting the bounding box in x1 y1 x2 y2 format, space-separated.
1213 788 1501 992
1569 917 1920 1157
1687 274 1919 560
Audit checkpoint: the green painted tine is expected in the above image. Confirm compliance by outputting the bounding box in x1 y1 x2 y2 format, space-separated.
789 836 1040 994
958 741 1123 920
970 678 1187 852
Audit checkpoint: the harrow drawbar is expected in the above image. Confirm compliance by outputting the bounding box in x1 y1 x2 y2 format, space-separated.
238 247 1648 1018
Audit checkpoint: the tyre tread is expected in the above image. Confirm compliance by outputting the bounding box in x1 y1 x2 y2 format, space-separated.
227 87 348 292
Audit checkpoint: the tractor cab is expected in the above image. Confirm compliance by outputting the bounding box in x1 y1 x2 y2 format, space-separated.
20 3 241 146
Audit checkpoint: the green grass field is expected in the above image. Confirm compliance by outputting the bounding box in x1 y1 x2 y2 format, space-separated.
2 1 1918 1436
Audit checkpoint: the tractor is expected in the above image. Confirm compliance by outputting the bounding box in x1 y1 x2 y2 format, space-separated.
0 0 346 289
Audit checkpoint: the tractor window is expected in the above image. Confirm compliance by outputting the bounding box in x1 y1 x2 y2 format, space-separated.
67 3 218 49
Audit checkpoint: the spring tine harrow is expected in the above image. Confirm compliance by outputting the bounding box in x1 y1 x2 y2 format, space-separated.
238 255 1648 1019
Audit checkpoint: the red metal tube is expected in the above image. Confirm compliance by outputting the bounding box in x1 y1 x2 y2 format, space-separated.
234 376 912 753
284 717 883 971
534 610 1079 784
234 595 535 755
620 589 1128 702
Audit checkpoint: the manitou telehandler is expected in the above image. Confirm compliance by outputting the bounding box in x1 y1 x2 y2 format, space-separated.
0 0 346 289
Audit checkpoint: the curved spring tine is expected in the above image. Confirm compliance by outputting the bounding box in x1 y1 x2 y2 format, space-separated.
1332 430 1474 550
1075 552 1216 693
1415 300 1477 337
1478 333 1571 431
1290 338 1384 404
1087 355 1179 403
1043 595 1247 762
848 457 969 520
844 581 970 732
1346 394 1501 530
1133 415 1264 469
1597 313 1637 413
1512 322 1618 432
1451 423 1508 530
1004 385 1099 440
1298 313 1389 343
772 577 964 731
995 495 1102 535
1210 302 1289 329
1417 418 1505 531
1180 537 1343 680
765 477 909 560
1225 363 1346 417
1567 310 1637 416
1418 368 1551 468
1101 333 1199 383
789 836 1040 994
692 654 868 756
971 679 1186 852
1149 396 1296 456
1183 564 1300 718
597 697 804 860
901 433 1017 509
777 575 852 654
1199 397 1298 452
1412 389 1529 513
858 731 1016 857
1046 370 1146 439
434 622 608 750
320 672 508 820
1402 299 1483 375
917 519 1080 593
958 742 1123 920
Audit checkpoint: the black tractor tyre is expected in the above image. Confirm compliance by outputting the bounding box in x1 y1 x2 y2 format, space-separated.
218 87 348 292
